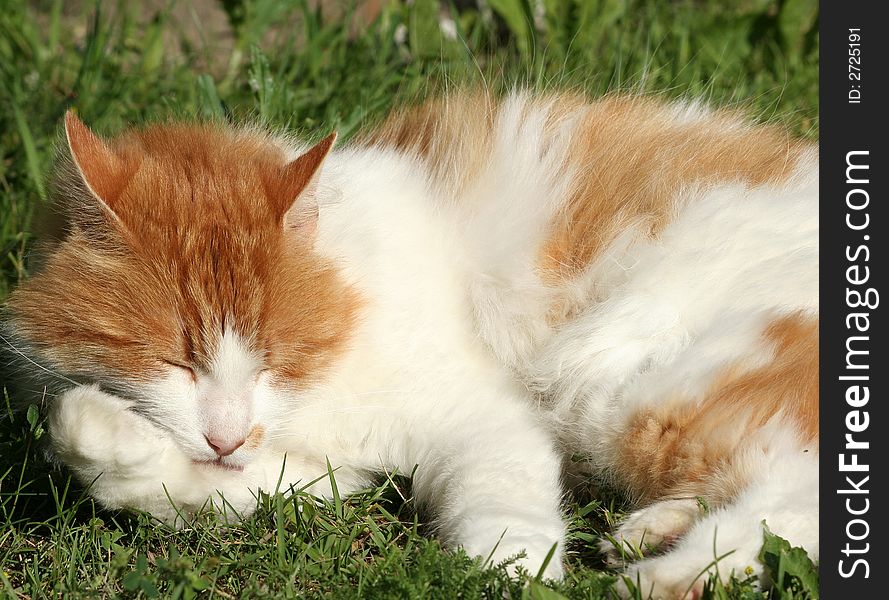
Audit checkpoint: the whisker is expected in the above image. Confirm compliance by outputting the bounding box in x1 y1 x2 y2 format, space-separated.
0 333 80 387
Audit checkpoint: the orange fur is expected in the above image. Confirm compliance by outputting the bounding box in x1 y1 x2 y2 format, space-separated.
539 97 810 282
616 313 818 505
363 92 591 199
360 93 498 197
245 424 266 450
367 92 809 280
8 117 360 387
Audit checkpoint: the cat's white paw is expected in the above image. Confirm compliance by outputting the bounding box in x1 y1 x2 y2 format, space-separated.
602 498 703 567
459 512 565 580
613 538 760 600
49 385 264 523
481 531 564 580
612 509 768 599
615 556 710 600
48 384 168 473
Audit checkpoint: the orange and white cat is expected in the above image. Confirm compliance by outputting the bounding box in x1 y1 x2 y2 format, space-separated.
3 92 817 598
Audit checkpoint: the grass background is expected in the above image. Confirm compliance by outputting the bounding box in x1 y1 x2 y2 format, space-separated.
0 0 818 597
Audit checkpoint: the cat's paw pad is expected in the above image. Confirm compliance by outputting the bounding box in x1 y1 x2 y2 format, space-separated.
49 384 160 469
602 499 703 567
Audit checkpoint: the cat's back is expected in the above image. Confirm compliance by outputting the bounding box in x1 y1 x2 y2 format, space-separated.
366 91 817 372
369 93 818 440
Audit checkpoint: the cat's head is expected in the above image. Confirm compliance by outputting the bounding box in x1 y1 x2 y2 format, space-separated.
4 112 360 468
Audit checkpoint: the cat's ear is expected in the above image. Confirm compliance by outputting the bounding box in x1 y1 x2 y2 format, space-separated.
267 132 337 234
64 111 135 220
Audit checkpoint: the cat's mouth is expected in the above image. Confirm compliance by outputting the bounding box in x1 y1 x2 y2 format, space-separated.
192 458 245 473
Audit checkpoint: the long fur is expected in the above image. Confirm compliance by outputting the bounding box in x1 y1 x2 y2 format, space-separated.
3 90 818 596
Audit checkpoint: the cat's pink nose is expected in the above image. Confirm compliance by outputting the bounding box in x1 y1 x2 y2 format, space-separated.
204 435 245 457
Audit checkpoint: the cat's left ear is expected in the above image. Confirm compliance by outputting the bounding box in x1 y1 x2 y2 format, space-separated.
266 132 337 234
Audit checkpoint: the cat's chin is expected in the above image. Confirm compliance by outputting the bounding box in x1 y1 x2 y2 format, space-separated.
192 459 245 473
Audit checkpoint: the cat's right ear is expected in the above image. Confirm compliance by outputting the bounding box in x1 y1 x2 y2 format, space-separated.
64 111 135 226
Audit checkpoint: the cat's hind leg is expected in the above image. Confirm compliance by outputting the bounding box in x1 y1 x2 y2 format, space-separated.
614 445 818 600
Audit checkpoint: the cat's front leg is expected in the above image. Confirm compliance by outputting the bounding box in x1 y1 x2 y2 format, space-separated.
48 384 264 523
403 390 567 579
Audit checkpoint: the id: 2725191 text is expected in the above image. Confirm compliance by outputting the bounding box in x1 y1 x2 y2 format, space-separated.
849 29 861 104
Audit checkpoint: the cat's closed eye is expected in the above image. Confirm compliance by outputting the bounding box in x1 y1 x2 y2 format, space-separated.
162 360 197 383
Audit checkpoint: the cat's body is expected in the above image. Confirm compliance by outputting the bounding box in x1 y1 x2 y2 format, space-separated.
4 92 818 598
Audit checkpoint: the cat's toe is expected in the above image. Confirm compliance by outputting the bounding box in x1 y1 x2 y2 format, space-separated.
601 498 703 566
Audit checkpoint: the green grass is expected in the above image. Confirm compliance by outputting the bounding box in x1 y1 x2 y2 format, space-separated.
0 0 818 597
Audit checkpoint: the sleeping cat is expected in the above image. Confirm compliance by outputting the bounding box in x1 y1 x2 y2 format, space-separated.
3 91 817 598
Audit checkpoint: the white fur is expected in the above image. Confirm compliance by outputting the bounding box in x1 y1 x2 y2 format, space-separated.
43 94 818 587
